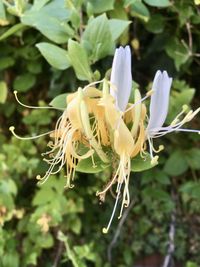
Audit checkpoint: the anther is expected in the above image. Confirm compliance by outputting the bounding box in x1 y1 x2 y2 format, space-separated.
102 228 108 234
158 145 164 152
182 104 188 112
9 126 15 132
146 89 154 97
151 155 159 165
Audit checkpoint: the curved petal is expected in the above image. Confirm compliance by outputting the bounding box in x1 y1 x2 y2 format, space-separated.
147 70 172 133
110 46 132 111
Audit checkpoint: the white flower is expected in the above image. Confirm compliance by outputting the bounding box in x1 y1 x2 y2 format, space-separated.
146 70 200 161
147 70 172 136
110 46 132 112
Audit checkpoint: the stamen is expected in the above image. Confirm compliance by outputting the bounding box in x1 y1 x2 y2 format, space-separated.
118 156 130 219
148 137 154 159
175 128 200 134
152 144 164 153
9 126 54 140
151 155 159 165
131 89 142 137
80 99 109 163
14 91 64 110
148 107 200 138
96 163 121 196
102 182 122 234
170 105 189 126
83 79 104 91
125 90 154 114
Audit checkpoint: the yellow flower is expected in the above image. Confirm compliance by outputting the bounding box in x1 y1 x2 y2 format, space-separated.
10 46 200 234
37 213 51 233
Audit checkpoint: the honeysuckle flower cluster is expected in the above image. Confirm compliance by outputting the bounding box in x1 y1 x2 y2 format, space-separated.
10 46 200 233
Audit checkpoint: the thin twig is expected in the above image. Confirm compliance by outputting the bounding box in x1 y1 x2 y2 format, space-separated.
162 188 177 267
162 212 176 267
52 240 64 267
186 22 193 52
107 198 135 262
185 21 200 58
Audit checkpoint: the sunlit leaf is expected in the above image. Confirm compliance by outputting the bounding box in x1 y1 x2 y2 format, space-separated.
143 0 171 7
82 14 113 62
68 39 92 81
0 81 7 103
36 42 71 70
109 19 131 41
164 150 188 176
13 73 36 92
49 93 68 109
131 153 157 172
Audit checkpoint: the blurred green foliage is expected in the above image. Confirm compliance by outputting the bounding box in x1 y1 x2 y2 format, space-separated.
0 0 200 266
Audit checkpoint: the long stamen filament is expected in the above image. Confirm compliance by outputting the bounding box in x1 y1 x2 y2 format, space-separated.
170 105 188 126
175 128 200 134
148 107 200 138
9 126 54 140
13 91 64 110
102 182 122 234
83 79 104 91
125 90 154 114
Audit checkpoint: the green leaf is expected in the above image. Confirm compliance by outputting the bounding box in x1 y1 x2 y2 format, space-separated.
141 169 170 185
49 93 68 109
0 57 15 70
185 148 200 170
24 252 37 266
0 81 7 103
164 150 188 176
131 154 157 172
143 188 171 201
180 182 200 200
167 87 195 123
68 39 92 81
0 23 27 41
75 145 110 173
21 7 73 44
27 61 42 74
31 0 51 10
0 179 17 195
130 2 150 22
109 19 131 41
165 38 190 70
76 154 109 174
175 2 193 26
36 42 71 70
13 73 36 92
87 0 114 13
74 244 96 261
186 261 198 267
82 14 113 62
32 187 56 206
2 252 19 267
0 0 9 25
58 232 86 267
36 233 54 248
145 14 165 33
143 0 171 7
22 106 53 125
32 0 70 20
124 0 138 7
68 216 82 234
